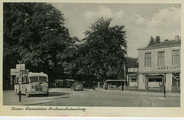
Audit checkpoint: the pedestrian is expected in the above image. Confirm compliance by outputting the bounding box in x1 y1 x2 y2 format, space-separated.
93 81 96 90
105 82 108 90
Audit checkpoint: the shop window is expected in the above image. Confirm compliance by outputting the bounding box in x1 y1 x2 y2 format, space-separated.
158 51 165 66
131 78 137 82
172 50 180 65
149 78 162 82
172 73 180 87
145 53 151 67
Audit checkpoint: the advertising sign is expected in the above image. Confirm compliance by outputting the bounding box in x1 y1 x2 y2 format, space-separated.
10 69 20 75
16 64 25 70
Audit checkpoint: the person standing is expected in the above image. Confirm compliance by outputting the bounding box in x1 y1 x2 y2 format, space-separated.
93 81 96 90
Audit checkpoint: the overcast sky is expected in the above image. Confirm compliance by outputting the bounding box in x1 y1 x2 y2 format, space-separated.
51 3 181 58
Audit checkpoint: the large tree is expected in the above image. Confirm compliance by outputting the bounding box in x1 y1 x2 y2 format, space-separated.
76 18 127 81
3 3 72 89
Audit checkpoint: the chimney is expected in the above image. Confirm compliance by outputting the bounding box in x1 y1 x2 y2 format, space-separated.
175 35 179 41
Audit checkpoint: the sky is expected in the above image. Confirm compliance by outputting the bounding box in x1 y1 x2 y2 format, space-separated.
51 3 181 58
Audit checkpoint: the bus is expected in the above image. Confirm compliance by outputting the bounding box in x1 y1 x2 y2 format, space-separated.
14 72 49 97
104 79 127 90
65 79 75 88
54 79 66 88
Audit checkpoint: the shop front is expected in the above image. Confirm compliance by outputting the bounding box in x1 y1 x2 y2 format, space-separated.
172 73 180 93
145 74 164 91
127 74 138 89
138 70 180 92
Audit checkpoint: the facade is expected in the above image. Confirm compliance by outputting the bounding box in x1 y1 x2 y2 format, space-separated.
127 68 138 89
137 36 181 92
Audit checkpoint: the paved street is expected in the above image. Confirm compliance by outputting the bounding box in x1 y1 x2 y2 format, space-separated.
3 88 180 107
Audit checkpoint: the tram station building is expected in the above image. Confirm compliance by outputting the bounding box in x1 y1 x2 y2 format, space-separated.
137 35 181 92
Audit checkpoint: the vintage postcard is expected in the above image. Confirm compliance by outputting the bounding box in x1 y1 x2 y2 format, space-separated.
0 0 183 118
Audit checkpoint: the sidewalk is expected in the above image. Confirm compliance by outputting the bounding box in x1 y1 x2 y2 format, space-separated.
95 87 180 97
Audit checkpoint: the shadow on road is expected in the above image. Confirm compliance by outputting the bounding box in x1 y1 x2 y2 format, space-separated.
71 89 89 91
30 92 70 97
48 92 70 97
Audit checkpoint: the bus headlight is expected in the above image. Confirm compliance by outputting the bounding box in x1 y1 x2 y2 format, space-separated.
32 86 35 89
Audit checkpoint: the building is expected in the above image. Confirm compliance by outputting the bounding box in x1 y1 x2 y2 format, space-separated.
137 35 181 92
127 68 138 89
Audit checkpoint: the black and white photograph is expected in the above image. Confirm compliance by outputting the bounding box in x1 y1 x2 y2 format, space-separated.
0 0 183 117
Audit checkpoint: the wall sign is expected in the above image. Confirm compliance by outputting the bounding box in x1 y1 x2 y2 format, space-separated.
158 66 180 70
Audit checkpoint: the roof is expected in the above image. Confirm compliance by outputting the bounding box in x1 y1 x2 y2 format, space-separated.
28 72 48 77
55 79 64 81
65 79 75 81
138 40 181 50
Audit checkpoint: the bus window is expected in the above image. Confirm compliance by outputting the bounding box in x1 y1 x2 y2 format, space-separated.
30 76 38 82
39 76 47 82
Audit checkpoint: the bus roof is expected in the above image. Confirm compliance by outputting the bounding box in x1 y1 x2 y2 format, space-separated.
28 72 48 77
55 79 64 81
65 79 75 81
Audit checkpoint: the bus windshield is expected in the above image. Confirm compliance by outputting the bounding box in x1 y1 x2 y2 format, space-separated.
39 76 47 82
30 76 38 82
30 76 47 82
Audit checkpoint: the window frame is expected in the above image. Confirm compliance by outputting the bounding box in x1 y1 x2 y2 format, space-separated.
172 50 180 65
157 51 165 66
145 52 151 67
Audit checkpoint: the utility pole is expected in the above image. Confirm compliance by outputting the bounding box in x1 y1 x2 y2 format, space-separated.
18 60 23 102
164 73 166 98
124 61 126 89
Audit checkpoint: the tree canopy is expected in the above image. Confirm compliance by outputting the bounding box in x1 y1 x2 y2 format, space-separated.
3 3 73 87
3 3 129 89
75 18 127 81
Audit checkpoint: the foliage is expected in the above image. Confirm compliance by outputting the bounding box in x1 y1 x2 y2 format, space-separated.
3 4 129 90
125 57 138 68
75 18 127 81
3 3 72 85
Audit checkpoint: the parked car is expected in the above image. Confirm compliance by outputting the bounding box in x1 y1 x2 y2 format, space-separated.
71 82 83 91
